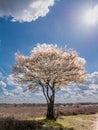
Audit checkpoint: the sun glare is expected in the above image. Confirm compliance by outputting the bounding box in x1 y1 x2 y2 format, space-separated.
84 5 98 26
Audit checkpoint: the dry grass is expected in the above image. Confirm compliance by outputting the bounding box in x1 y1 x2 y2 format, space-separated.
57 114 96 130
0 104 98 130
35 114 97 130
0 114 96 130
0 105 46 120
0 104 98 120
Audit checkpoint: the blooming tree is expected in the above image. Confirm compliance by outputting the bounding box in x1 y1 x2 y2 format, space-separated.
13 44 86 119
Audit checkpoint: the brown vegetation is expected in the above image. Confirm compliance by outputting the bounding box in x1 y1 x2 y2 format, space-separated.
0 104 46 120
58 104 98 116
0 104 98 119
0 104 98 130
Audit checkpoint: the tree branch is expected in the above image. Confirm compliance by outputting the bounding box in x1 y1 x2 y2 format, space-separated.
38 80 49 103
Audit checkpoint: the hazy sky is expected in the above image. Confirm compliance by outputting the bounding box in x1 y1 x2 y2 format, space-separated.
0 0 98 103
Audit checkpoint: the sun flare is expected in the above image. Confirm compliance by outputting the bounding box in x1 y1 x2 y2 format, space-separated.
84 5 98 25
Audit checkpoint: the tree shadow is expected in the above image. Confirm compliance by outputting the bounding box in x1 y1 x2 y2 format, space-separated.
0 117 74 130
35 118 74 130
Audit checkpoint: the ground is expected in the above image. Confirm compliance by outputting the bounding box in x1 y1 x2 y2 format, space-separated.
93 114 98 130
0 104 98 130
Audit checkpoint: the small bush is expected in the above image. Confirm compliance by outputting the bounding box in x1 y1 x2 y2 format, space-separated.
58 105 98 116
0 117 74 130
0 117 44 130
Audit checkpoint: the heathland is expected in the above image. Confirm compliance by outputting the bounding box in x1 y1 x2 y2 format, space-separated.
0 103 98 130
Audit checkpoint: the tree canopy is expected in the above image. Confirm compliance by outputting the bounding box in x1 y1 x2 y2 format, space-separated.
13 43 86 119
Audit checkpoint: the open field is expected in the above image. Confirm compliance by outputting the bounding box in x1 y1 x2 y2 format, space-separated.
0 104 98 119
0 104 98 130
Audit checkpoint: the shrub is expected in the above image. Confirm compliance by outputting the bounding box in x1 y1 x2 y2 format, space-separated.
0 117 74 130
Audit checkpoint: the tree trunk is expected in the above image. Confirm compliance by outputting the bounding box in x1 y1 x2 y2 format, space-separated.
46 101 55 120
40 81 55 120
46 86 55 120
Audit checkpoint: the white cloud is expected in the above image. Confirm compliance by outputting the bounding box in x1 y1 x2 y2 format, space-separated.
0 95 45 104
0 0 54 22
13 86 23 95
78 57 86 65
1 71 98 103
56 71 98 103
7 74 19 86
35 91 44 97
0 72 6 88
0 81 6 88
87 72 98 84
3 89 9 96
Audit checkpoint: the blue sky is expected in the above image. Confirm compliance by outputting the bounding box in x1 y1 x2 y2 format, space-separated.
0 0 98 103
